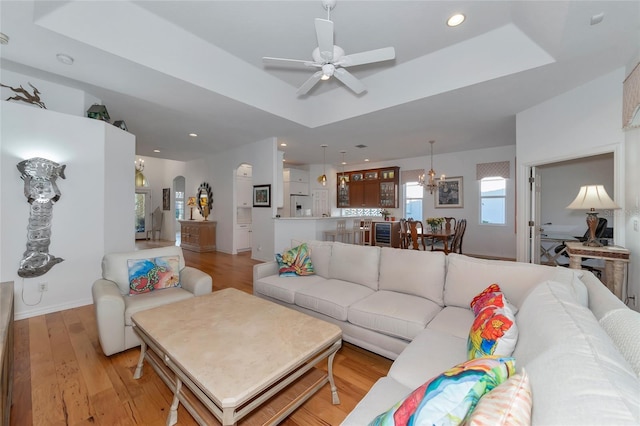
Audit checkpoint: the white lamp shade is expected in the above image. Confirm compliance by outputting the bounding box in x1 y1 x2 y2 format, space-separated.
566 185 619 210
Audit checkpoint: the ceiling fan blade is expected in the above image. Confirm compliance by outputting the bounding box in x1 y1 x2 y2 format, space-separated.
333 68 366 95
297 71 323 95
263 57 319 68
338 47 396 67
315 18 334 61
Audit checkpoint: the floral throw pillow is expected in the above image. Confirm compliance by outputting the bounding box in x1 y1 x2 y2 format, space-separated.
128 255 180 296
468 285 518 359
275 243 315 276
369 356 516 426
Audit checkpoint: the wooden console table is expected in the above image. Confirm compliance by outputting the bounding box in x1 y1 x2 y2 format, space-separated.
179 220 216 252
565 242 630 300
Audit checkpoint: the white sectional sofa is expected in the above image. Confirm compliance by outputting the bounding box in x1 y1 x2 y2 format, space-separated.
253 240 640 425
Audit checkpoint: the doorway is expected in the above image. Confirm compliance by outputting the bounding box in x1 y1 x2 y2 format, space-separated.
527 153 615 265
173 176 186 244
135 188 152 240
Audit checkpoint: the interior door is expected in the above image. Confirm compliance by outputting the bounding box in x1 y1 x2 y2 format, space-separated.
528 167 542 264
135 188 152 240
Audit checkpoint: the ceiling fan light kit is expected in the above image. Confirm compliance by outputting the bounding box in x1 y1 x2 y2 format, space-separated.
262 0 395 96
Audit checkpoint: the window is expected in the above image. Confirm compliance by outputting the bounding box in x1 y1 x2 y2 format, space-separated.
175 190 184 220
404 182 423 221
480 177 506 225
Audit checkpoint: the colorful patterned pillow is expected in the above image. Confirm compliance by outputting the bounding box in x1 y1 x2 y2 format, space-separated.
470 283 504 315
127 255 180 295
369 356 515 426
466 369 532 426
468 304 518 359
275 243 315 276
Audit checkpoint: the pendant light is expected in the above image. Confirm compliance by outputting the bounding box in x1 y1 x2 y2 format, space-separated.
418 140 444 194
339 151 347 189
318 144 328 186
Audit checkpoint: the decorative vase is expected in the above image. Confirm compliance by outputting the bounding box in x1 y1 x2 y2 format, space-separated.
431 225 439 233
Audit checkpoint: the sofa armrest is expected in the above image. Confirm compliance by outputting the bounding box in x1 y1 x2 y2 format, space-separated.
180 266 213 296
91 279 126 356
253 261 279 283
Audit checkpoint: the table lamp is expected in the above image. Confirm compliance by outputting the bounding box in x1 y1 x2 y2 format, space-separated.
566 185 619 247
187 197 197 220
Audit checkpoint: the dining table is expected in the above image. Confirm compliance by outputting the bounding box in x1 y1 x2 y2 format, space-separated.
404 222 455 253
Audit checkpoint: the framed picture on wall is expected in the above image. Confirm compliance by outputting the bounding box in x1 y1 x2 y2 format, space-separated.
253 184 271 207
435 177 463 208
162 188 170 210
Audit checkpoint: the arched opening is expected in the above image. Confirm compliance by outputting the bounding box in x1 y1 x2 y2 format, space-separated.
173 176 186 245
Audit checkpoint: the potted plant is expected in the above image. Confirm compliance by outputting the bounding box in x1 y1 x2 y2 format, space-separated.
380 209 391 221
426 217 445 232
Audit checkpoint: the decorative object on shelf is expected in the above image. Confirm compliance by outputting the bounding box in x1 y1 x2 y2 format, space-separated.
113 120 128 131
16 157 66 277
566 185 620 247
134 158 144 172
426 217 445 232
317 144 328 186
435 176 463 208
187 197 197 220
197 182 213 220
380 209 391 221
339 151 347 189
86 103 110 121
1 82 47 109
162 188 170 211
418 140 445 194
253 184 271 207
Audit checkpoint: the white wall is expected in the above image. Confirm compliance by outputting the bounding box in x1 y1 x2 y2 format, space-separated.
1 101 135 319
516 68 626 262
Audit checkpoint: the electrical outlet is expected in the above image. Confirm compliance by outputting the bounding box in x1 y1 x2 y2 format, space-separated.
38 282 48 292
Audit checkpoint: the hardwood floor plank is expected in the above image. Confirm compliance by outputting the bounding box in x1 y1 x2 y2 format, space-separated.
11 241 392 426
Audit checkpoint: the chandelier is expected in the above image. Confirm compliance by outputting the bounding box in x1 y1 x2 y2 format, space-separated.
339 151 347 189
317 144 328 186
418 140 444 194
135 158 145 172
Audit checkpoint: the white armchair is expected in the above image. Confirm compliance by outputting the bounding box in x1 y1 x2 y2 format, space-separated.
91 246 212 356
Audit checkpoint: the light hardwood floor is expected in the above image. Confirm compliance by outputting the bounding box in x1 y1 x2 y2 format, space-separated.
10 241 392 426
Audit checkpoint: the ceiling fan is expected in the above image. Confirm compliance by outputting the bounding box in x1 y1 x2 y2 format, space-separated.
262 0 395 95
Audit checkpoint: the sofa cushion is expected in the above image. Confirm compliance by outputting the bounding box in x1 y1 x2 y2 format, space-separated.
466 369 532 426
513 280 640 425
599 308 640 377
348 291 442 341
426 306 475 339
340 377 412 426
294 279 374 321
468 304 517 359
127 255 181 295
124 287 194 326
370 356 515 426
103 246 186 295
444 254 572 309
254 274 327 304
275 243 315 276
378 248 445 305
329 243 381 290
306 240 333 278
388 329 468 389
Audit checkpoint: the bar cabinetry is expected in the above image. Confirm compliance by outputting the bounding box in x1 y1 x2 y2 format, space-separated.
180 220 217 252
337 167 399 208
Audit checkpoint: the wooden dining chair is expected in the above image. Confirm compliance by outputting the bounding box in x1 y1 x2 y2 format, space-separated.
399 218 410 249
407 220 426 250
444 217 456 231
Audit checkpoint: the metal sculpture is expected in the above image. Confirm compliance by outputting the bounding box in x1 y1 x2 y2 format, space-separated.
1 82 47 109
17 157 66 277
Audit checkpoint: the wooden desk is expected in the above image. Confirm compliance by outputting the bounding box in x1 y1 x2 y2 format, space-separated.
565 242 630 300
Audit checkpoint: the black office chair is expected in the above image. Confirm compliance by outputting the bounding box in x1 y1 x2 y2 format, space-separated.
554 217 608 277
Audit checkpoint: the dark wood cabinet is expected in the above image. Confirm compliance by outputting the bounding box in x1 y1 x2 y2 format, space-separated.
337 167 399 208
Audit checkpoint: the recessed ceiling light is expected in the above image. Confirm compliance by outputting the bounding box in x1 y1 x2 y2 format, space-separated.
364 158 370 162
0 32 9 45
447 13 465 27
189 133 198 137
56 53 74 65
590 12 604 26
280 143 287 147
153 149 160 153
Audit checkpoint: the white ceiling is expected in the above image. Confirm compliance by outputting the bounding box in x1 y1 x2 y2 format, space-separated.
1 1 639 166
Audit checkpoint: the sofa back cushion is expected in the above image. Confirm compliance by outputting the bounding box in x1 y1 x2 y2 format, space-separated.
379 248 445 305
329 242 381 290
444 254 570 309
513 280 640 425
305 240 333 278
103 246 186 295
